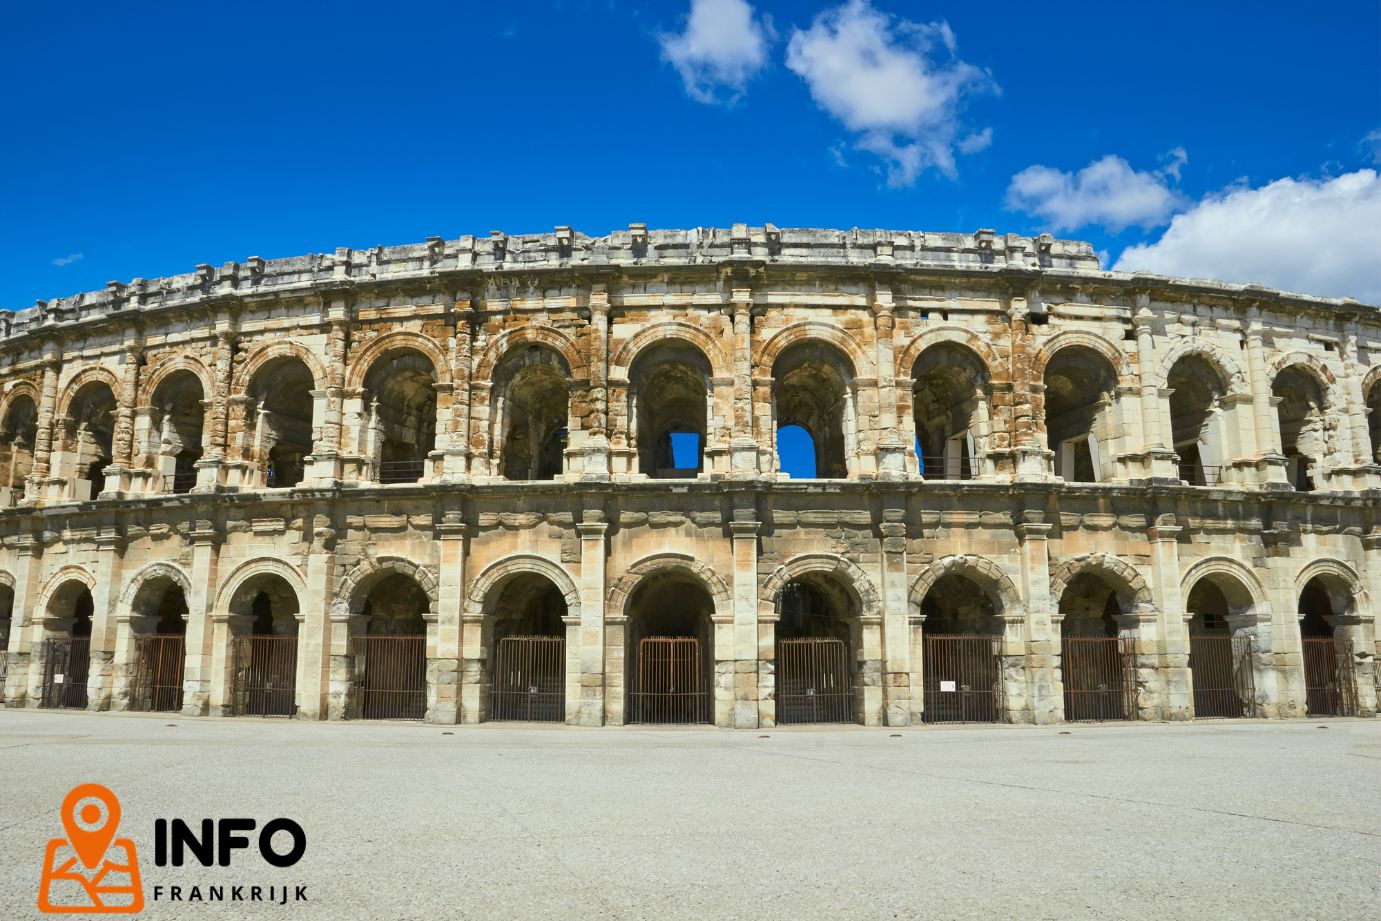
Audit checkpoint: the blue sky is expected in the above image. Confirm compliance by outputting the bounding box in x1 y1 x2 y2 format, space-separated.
3 0 1379 310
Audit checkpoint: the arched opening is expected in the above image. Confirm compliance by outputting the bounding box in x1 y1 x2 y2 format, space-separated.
351 572 429 719
0 583 13 666
1366 378 1381 465
775 574 858 724
225 573 300 717
1272 366 1326 492
1184 576 1256 718
630 342 711 478
493 346 569 481
131 579 189 713
1167 355 1226 486
246 358 316 488
775 424 817 478
62 382 117 500
1043 347 1116 483
1058 572 1133 721
39 581 93 710
363 351 436 484
1297 575 1358 716
912 344 989 481
919 573 1002 723
627 570 713 724
773 342 855 479
0 394 37 504
150 372 205 494
485 573 567 722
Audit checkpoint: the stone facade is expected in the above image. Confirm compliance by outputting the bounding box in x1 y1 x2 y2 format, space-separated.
0 225 1378 727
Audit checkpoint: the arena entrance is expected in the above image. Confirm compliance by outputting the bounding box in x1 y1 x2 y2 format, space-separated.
349 573 429 720
775 576 855 725
1185 579 1255 718
488 573 567 722
39 581 94 710
1059 574 1134 722
919 574 1002 724
228 581 300 718
1299 577 1358 717
628 570 712 724
131 582 189 712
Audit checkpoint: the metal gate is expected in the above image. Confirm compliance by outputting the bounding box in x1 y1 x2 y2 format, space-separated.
229 635 298 717
1302 636 1358 717
491 635 565 722
923 635 1001 724
349 635 426 720
131 635 185 712
630 636 708 724
1062 636 1136 722
776 637 852 724
40 637 90 709
1189 635 1255 718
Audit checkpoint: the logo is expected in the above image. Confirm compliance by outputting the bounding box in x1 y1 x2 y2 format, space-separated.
39 783 145 914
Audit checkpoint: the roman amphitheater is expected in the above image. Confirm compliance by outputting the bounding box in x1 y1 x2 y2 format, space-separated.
0 225 1377 729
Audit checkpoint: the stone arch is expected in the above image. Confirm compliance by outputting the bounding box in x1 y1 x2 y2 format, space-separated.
610 322 731 381
759 552 881 621
139 354 214 407
0 568 15 591
1049 553 1153 613
1031 330 1136 387
896 326 1005 383
473 325 588 384
1180 556 1269 614
1158 338 1247 393
908 554 1024 618
56 366 121 420
462 554 581 620
118 561 193 614
607 552 733 622
335 555 440 616
35 565 97 618
753 321 875 379
233 339 328 392
1293 558 1366 615
1362 363 1381 398
1270 351 1338 389
345 331 451 392
213 557 308 618
0 380 40 423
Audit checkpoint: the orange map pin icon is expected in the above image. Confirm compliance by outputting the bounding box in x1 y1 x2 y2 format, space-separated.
61 784 121 870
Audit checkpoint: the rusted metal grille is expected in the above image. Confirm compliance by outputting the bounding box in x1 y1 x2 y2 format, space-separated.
229 635 298 717
776 637 853 724
1302 636 1358 717
1189 635 1255 718
349 635 427 720
1062 636 1135 722
491 635 565 722
922 635 1001 724
40 637 90 709
630 636 708 724
131 635 185 713
378 459 425 484
1178 462 1223 486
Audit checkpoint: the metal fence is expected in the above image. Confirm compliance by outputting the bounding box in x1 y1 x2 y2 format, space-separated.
1178 462 1223 486
229 635 298 717
922 635 1001 724
165 470 198 494
630 636 709 724
776 637 853 724
919 456 974 481
131 635 186 712
1189 634 1255 718
378 459 426 484
490 635 565 722
40 637 91 709
1302 636 1358 717
1062 636 1136 722
349 635 427 720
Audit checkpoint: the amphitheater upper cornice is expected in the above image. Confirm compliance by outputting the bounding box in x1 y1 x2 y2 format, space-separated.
3 225 1375 345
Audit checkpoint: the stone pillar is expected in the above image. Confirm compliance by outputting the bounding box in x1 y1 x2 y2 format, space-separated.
1016 514 1061 722
752 375 775 474
25 350 60 498
442 297 473 479
1 536 40 706
1260 543 1307 717
1008 301 1047 479
879 507 913 724
103 339 142 497
573 511 607 726
180 519 219 715
730 513 760 728
1358 529 1381 714
873 286 908 479
207 613 248 717
580 286 611 479
1147 515 1190 720
858 614 885 726
1246 320 1290 487
434 514 464 724
309 309 349 483
84 528 124 711
194 328 235 491
729 288 759 474
1134 308 1179 480
1334 329 1378 490
300 513 337 720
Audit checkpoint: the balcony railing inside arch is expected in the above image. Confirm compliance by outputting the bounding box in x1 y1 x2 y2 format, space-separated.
918 456 975 481
377 459 426 484
1177 462 1224 487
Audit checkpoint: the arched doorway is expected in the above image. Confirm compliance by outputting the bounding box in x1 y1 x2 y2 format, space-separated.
131 580 189 712
627 570 713 724
350 572 429 720
40 580 93 710
629 342 711 478
772 342 856 479
1366 376 1380 465
1167 355 1227 486
1298 576 1359 716
225 574 300 717
912 343 989 481
150 371 205 494
1043 346 1117 482
245 358 316 488
775 575 857 725
920 574 1002 723
0 393 37 505
1184 577 1255 718
1272 366 1326 492
61 381 116 500
1058 572 1134 721
493 346 569 481
485 573 567 722
362 350 437 484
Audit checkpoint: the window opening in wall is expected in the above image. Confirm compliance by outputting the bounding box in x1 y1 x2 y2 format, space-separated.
246 357 316 489
777 424 816 478
631 342 710 479
772 341 855 479
1272 365 1325 493
1043 346 1115 483
364 350 437 485
913 342 987 482
495 345 569 481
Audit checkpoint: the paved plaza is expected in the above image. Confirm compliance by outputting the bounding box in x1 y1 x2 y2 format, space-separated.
1 710 1378 920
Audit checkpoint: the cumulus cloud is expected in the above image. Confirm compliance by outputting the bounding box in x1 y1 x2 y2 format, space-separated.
785 0 995 186
51 253 84 267
1113 170 1381 304
1005 152 1187 233
659 0 773 105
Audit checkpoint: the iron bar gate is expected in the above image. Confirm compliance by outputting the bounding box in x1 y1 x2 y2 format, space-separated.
776 637 852 724
40 638 90 709
1062 637 1136 722
229 635 298 717
1189 635 1255 718
131 635 185 713
490 636 565 722
630 636 708 724
922 635 1001 724
349 635 427 720
1302 636 1358 717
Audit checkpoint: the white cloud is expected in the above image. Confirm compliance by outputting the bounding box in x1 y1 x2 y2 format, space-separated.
1005 153 1187 233
51 252 84 267
784 0 994 186
1362 129 1381 166
957 127 992 155
1114 169 1381 304
659 0 773 105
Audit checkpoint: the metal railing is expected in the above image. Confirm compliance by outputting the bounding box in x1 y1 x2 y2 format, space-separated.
165 470 198 494
1062 636 1136 722
630 636 710 724
40 637 91 709
1302 636 1358 717
349 635 427 720
1189 634 1255 718
922 635 1001 723
229 635 298 717
378 459 426 484
918 456 974 481
776 637 853 724
1178 462 1223 487
131 635 186 712
490 636 565 722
